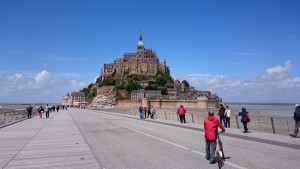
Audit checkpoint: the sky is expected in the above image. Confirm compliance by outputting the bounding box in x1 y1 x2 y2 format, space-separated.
0 0 299 103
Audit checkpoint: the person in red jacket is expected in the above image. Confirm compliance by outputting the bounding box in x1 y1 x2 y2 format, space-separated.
177 105 186 123
204 110 225 164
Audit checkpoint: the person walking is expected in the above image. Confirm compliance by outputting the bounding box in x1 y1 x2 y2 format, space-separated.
238 107 251 133
224 106 231 128
139 106 143 119
147 107 151 118
204 110 225 164
143 107 148 118
150 106 156 119
291 104 300 138
26 105 33 118
218 104 226 127
177 105 186 123
38 106 44 119
46 104 51 118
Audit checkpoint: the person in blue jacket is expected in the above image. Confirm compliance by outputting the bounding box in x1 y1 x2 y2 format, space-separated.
139 106 143 119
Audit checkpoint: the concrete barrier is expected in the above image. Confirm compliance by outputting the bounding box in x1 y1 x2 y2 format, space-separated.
0 109 38 128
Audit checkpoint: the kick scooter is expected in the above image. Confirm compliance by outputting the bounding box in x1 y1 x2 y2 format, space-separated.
216 132 225 169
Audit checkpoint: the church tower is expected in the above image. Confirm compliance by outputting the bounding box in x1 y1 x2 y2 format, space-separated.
137 29 145 58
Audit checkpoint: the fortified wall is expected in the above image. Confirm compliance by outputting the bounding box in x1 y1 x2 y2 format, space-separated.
117 96 218 109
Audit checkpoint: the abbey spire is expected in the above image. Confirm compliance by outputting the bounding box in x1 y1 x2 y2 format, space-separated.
137 28 144 58
137 28 144 47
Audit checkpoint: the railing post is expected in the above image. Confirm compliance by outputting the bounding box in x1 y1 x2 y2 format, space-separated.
258 119 261 132
165 111 167 120
235 115 240 129
271 117 276 134
191 113 194 123
176 112 179 121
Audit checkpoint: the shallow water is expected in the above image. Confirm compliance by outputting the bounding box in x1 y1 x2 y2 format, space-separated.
227 104 295 118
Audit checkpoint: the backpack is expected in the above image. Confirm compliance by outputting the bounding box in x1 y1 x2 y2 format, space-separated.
240 111 250 123
294 107 300 121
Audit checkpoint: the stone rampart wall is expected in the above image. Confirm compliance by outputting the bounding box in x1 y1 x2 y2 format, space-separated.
117 101 141 108
117 99 219 109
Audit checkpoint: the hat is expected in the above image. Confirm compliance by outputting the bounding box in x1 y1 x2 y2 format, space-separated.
295 104 299 108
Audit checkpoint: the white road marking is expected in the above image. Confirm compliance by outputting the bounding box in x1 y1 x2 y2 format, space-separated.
109 121 247 169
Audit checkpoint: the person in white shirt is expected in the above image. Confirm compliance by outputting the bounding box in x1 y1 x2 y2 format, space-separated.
150 106 156 119
224 106 231 128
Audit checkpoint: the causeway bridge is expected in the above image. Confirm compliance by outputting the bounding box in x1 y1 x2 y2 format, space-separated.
1 108 299 169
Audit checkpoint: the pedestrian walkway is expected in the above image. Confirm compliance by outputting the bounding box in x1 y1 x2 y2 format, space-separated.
0 110 101 169
1 108 300 169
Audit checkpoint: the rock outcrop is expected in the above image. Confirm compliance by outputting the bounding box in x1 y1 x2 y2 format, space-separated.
90 86 116 106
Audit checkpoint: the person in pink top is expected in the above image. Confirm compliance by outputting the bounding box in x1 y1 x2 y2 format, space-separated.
177 105 186 123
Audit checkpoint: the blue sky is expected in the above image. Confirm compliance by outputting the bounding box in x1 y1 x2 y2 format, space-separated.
0 0 299 103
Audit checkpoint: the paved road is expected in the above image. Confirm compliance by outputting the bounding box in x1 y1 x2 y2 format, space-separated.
1 108 299 169
70 108 300 169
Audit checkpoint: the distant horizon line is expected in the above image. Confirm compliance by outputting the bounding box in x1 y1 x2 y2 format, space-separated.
0 102 296 105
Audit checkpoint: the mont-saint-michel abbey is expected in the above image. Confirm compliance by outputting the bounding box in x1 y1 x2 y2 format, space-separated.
63 32 221 109
100 32 170 81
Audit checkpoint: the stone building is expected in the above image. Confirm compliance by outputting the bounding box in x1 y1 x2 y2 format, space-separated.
100 32 170 81
62 92 86 106
131 89 162 102
131 89 145 102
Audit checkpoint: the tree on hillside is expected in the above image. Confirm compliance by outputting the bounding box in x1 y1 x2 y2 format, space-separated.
182 80 190 88
145 84 158 90
155 75 167 86
86 88 97 103
102 76 116 85
88 83 93 89
125 79 142 91
125 74 147 81
159 87 167 95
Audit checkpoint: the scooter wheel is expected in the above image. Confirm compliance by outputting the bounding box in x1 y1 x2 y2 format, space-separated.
218 159 224 169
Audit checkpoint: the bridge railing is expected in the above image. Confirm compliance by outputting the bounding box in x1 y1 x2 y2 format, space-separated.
94 107 294 135
0 109 38 128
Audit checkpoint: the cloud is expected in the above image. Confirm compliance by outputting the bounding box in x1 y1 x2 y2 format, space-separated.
187 60 300 103
35 70 49 83
33 70 52 89
69 80 88 89
262 60 291 81
266 60 291 75
7 73 22 81
0 70 92 103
